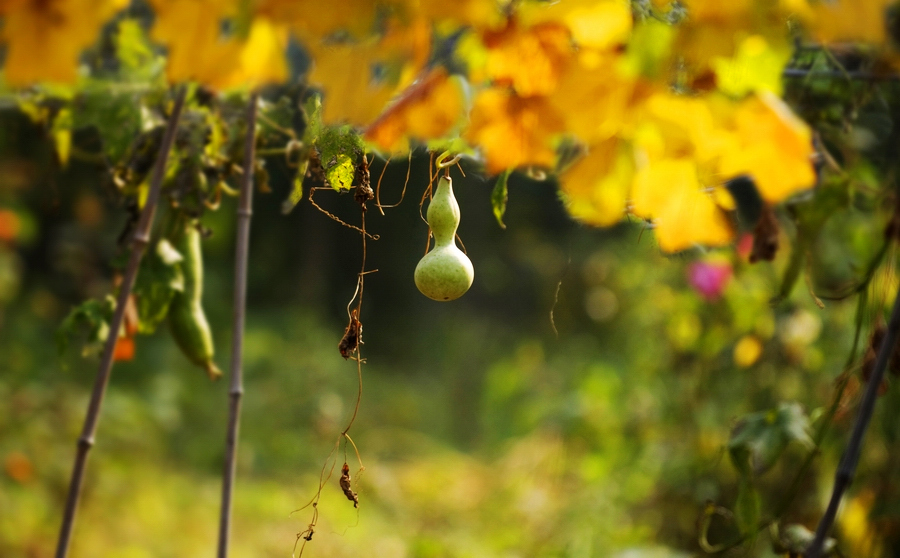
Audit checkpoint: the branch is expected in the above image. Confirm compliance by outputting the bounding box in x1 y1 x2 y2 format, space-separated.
217 91 259 558
55 85 187 558
806 284 900 557
782 68 900 81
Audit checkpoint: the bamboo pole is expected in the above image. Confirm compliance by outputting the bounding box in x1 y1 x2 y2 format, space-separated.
217 91 259 558
55 85 188 558
807 286 900 557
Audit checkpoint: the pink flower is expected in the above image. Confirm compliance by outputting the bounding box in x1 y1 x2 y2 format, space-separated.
688 261 732 300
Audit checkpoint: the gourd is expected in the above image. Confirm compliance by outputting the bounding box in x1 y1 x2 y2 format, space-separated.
168 218 222 380
415 174 474 301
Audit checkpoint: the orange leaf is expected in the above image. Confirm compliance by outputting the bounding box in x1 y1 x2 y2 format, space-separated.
365 69 465 152
477 18 572 97
520 0 632 51
4 451 33 483
548 50 638 144
0 208 21 242
811 0 892 44
149 0 242 86
306 18 431 126
113 336 136 362
0 0 127 86
465 88 564 174
407 0 506 29
259 0 377 42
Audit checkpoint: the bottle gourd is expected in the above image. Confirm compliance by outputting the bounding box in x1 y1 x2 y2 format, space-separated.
168 219 222 379
415 175 474 301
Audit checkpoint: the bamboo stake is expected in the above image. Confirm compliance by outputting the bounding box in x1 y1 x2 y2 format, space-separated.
55 85 187 558
807 285 900 558
217 91 259 558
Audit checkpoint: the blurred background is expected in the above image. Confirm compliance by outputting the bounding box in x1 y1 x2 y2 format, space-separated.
0 97 898 557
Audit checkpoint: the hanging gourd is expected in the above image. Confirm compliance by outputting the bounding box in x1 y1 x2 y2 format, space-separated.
415 154 474 301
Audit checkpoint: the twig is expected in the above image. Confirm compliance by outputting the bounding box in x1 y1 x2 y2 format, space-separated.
307 187 380 240
807 282 900 558
54 85 187 558
217 91 259 558
701 285 871 555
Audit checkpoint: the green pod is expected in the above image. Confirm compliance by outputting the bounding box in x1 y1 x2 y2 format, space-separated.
168 219 221 380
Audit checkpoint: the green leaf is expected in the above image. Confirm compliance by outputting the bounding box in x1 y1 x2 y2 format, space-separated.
300 94 361 192
282 157 309 214
734 477 760 536
73 84 144 162
491 169 510 229
621 19 675 79
115 19 158 78
258 96 296 139
318 125 363 192
325 152 354 191
728 402 813 477
302 94 322 145
51 108 72 167
774 177 848 302
133 239 185 334
57 296 116 358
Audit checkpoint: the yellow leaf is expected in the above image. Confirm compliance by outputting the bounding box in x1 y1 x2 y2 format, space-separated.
811 0 892 44
308 41 396 126
520 0 632 50
547 50 638 144
364 69 465 152
558 138 632 226
474 19 573 97
404 0 506 29
672 1 799 88
306 18 431 126
631 158 734 252
0 0 127 86
680 0 753 21
53 129 72 167
149 0 242 86
52 107 72 166
621 18 676 79
259 0 377 42
712 34 791 96
464 87 564 174
222 17 289 90
633 91 736 165
718 92 815 203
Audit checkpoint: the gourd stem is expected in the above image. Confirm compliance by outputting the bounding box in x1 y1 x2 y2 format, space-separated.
54 85 187 558
807 281 900 557
217 91 258 558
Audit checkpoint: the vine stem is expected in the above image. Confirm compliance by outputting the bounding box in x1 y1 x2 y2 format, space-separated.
217 91 259 558
807 283 900 557
54 85 187 558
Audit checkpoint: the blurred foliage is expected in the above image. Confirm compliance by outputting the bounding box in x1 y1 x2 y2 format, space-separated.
3 4 900 558
3 117 900 556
